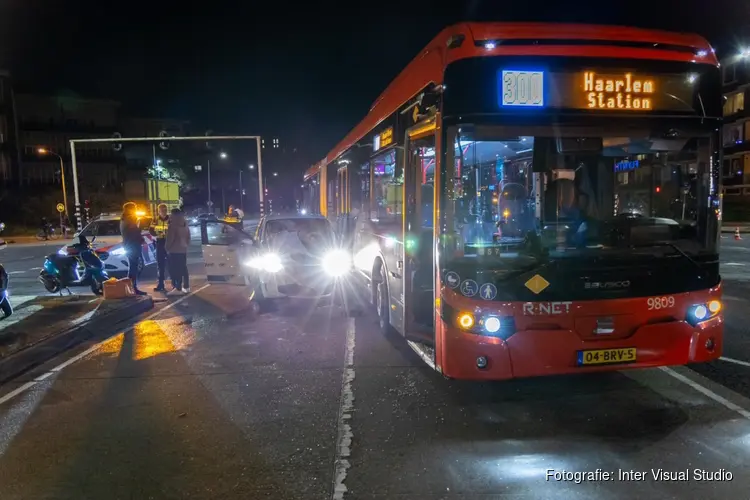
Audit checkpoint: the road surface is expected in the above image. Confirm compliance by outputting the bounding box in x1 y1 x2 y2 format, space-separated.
0 237 750 498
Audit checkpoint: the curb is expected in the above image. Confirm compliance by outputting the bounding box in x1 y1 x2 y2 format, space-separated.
0 296 154 383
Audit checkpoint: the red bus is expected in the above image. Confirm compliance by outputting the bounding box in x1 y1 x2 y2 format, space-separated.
303 23 724 380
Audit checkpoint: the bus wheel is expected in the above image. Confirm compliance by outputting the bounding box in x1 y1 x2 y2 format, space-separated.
374 263 390 335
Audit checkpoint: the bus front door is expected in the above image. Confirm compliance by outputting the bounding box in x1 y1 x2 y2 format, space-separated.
403 124 436 343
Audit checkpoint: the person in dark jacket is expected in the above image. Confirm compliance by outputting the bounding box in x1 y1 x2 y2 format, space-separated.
166 207 191 295
120 202 147 296
150 203 170 291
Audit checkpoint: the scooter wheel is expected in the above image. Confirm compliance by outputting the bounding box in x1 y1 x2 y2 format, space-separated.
42 277 60 294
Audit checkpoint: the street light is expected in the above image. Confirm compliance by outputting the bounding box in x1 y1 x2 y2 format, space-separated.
37 148 69 218
249 164 255 170
203 152 229 211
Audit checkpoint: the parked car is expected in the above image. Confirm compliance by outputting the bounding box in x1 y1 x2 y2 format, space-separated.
57 213 156 277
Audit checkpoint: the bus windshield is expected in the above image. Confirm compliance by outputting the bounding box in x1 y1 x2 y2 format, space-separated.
442 126 720 268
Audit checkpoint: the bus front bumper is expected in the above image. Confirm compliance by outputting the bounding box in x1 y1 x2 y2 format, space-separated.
438 317 723 381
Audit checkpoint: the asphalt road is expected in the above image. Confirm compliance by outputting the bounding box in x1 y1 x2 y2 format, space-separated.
1 235 750 498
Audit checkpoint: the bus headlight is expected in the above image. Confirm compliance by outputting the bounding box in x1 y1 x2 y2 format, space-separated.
484 316 501 334
322 249 352 277
687 300 722 326
245 253 283 273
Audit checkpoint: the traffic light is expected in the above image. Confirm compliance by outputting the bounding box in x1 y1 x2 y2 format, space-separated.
655 186 661 193
159 130 170 151
84 199 90 208
112 132 123 152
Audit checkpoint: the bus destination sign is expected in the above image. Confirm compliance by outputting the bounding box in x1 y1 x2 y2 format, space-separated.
496 68 696 114
583 71 655 111
500 70 545 107
373 127 394 151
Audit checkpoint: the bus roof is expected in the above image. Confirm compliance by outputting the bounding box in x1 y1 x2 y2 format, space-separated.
313 22 717 169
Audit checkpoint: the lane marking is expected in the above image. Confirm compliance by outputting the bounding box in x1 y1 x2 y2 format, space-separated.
660 367 750 420
724 262 747 266
8 271 27 275
720 356 750 368
0 283 211 407
331 317 355 500
29 267 42 271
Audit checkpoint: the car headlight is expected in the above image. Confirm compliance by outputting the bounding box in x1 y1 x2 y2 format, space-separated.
322 249 352 277
245 253 283 273
111 247 127 256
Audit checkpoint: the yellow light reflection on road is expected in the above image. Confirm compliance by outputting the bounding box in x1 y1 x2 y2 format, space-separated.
97 332 125 356
133 320 178 360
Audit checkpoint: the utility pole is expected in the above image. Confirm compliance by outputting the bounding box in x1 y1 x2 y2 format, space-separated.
239 169 244 211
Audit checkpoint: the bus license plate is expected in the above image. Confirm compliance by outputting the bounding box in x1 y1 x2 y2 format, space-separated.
577 348 636 366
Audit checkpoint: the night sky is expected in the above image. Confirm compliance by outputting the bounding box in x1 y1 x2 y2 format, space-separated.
1 0 749 167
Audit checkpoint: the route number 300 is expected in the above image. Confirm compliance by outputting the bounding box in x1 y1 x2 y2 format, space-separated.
502 70 544 107
647 296 675 310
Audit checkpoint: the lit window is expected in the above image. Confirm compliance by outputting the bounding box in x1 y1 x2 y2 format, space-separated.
723 91 745 116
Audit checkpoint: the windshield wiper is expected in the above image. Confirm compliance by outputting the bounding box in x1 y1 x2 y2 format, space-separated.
631 241 706 276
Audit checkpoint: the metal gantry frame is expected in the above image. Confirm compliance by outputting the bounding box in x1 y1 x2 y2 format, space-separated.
68 135 264 230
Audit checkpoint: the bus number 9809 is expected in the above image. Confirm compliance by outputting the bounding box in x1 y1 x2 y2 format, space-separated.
647 296 675 310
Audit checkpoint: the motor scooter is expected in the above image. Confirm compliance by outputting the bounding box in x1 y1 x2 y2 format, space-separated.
38 235 108 295
0 239 11 319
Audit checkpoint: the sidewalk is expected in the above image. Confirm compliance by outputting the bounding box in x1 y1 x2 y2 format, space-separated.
0 294 153 382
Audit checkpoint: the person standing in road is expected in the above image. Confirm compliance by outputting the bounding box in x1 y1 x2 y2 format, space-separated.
150 203 170 292
120 202 147 296
166 207 191 295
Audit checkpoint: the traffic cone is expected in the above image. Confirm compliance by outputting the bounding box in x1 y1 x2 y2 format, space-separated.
735 227 742 240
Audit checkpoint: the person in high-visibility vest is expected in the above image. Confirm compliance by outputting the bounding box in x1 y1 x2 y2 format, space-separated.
150 203 170 292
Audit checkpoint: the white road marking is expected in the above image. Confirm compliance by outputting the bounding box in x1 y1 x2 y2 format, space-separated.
0 305 43 330
660 367 750 420
724 262 747 266
0 283 211 407
29 267 42 271
720 356 750 368
5 296 38 307
331 317 355 500
69 303 102 327
7 271 26 275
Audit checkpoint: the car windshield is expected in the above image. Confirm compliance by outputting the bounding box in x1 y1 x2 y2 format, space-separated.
441 126 720 268
265 218 331 236
80 220 121 237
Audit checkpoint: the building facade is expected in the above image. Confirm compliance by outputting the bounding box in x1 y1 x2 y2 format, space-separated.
722 50 750 199
0 70 20 184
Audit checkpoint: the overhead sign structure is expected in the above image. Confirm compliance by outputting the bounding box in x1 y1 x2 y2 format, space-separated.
56 203 65 213
68 134 265 231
